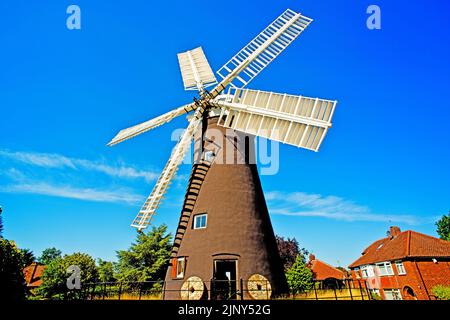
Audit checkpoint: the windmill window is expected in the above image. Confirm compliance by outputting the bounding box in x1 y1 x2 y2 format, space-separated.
193 214 207 229
176 257 185 279
203 151 215 163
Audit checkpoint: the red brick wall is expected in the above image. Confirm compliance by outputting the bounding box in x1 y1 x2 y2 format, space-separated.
394 260 450 300
416 260 450 298
394 261 428 300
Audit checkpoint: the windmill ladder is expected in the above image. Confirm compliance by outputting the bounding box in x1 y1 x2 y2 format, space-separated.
170 159 212 257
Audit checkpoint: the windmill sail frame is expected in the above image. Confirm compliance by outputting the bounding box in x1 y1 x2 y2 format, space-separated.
216 9 313 88
177 47 217 92
212 88 336 152
131 110 203 230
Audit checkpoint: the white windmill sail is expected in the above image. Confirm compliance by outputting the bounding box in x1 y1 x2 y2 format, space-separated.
177 47 217 92
107 102 196 146
130 109 203 230
216 9 313 89
211 88 337 152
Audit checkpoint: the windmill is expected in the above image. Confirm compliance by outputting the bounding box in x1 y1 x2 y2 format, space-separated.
108 8 337 300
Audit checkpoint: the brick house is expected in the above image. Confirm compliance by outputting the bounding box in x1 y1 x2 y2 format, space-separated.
349 226 450 300
307 254 348 289
23 262 46 290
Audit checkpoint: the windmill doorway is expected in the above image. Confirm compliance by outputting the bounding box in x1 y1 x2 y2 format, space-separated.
212 260 238 300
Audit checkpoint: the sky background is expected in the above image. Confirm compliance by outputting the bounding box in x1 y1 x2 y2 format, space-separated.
1 0 449 267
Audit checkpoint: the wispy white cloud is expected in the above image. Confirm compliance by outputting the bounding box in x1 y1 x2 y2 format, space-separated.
1 167 27 181
0 149 75 168
0 182 142 205
0 149 156 205
266 191 421 225
75 159 158 182
0 150 158 182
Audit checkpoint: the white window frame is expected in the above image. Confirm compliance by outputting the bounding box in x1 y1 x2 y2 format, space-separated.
395 261 406 275
383 288 402 300
176 257 185 279
385 262 394 275
361 266 368 278
203 150 215 163
361 265 375 278
367 265 375 277
193 213 207 229
376 262 394 276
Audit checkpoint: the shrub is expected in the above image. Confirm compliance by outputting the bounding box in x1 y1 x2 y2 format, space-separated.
432 285 450 300
285 255 313 294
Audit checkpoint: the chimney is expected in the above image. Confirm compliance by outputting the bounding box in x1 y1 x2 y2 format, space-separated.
309 254 316 262
389 226 401 237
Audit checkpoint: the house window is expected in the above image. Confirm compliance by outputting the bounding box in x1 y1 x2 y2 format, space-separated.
385 262 394 275
376 262 394 276
193 213 207 229
383 289 402 300
361 265 375 278
176 257 185 279
361 266 368 278
354 267 361 279
395 261 406 275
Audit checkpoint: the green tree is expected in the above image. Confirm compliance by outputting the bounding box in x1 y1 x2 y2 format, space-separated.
115 224 172 282
285 255 313 294
38 252 98 299
38 247 62 265
19 248 35 268
97 259 116 283
436 212 450 241
0 238 27 300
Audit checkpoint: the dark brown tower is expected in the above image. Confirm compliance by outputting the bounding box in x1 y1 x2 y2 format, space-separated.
163 115 288 300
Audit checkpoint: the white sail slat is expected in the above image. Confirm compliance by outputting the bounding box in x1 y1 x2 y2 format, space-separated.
212 88 337 152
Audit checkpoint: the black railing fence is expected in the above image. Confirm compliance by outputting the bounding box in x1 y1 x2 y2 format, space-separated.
76 278 371 301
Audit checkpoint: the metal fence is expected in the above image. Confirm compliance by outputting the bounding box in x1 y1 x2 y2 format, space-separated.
78 278 371 301
289 279 372 300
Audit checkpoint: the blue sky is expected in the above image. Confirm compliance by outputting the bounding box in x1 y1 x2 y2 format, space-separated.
1 0 449 267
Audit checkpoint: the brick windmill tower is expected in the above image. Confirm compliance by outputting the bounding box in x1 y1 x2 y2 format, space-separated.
107 9 337 300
